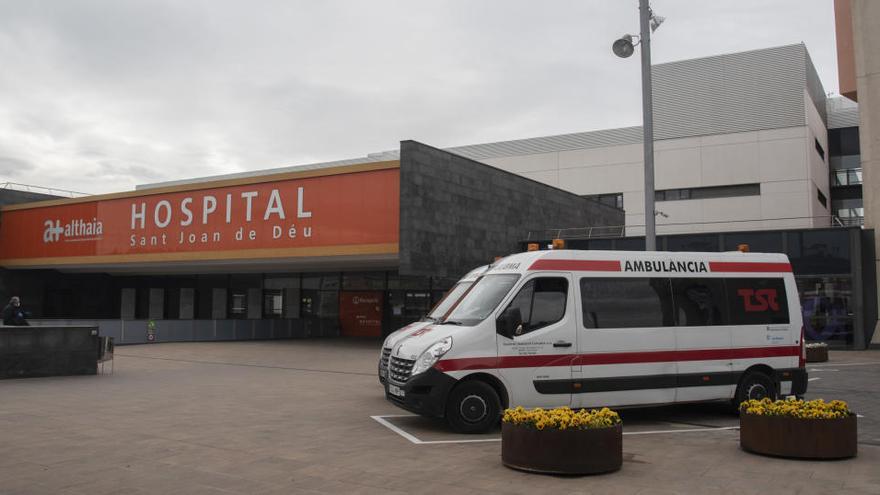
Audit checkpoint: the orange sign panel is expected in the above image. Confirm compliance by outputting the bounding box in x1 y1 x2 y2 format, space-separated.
0 166 400 266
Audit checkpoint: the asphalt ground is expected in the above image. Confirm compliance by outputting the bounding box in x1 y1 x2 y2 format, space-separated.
0 340 878 494
802 352 880 446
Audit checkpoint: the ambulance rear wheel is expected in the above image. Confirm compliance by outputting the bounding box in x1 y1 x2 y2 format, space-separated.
734 371 777 410
446 381 500 434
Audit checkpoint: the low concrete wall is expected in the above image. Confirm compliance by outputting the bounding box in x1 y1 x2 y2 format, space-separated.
29 318 340 345
0 325 98 378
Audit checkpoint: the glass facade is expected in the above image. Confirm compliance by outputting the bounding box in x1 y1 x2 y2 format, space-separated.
7 269 456 338
828 127 863 226
797 277 854 347
541 227 873 348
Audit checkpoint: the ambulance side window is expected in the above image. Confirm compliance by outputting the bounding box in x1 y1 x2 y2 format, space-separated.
580 277 675 329
671 278 729 326
500 277 568 335
725 278 789 325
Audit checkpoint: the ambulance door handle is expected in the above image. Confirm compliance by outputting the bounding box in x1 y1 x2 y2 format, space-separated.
553 341 572 348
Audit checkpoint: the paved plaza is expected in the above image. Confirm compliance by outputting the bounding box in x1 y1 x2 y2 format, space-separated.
1 340 879 494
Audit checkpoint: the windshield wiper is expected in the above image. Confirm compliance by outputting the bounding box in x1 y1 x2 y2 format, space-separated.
441 320 464 325
424 316 439 323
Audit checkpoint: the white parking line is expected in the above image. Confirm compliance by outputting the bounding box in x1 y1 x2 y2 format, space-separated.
624 426 739 436
371 415 739 445
808 377 822 382
370 415 425 444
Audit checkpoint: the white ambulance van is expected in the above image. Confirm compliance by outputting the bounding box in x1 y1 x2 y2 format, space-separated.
378 264 490 384
383 249 807 433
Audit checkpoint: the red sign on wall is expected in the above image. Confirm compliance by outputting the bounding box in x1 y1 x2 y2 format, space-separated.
339 291 384 337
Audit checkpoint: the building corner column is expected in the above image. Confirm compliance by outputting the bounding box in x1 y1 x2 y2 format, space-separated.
851 0 880 345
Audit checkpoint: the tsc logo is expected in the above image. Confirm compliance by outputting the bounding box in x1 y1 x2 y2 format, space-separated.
43 220 64 243
737 288 780 312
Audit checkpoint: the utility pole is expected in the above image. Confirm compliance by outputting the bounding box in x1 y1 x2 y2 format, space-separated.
613 1 662 251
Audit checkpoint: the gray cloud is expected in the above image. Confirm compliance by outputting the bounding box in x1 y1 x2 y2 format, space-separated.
0 0 838 194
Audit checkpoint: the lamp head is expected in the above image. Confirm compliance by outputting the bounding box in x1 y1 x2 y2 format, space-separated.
650 14 665 32
612 35 635 58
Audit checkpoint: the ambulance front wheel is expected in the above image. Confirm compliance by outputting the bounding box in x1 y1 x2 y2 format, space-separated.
446 381 501 434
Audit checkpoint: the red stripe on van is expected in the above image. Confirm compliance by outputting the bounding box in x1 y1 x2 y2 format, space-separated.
709 261 792 273
529 259 621 271
434 345 799 372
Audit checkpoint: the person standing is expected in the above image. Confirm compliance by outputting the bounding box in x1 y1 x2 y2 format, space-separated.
3 296 29 326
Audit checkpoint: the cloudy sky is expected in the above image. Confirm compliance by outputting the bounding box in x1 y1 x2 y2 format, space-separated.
0 0 839 194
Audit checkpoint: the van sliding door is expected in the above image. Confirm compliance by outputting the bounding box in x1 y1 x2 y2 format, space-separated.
671 278 734 402
575 277 676 408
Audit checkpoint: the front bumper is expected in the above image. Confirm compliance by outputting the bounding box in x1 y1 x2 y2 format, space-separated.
384 368 458 418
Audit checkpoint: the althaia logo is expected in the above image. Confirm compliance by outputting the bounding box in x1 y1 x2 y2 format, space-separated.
43 218 104 243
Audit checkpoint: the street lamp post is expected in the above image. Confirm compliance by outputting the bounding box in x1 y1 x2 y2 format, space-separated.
612 0 663 251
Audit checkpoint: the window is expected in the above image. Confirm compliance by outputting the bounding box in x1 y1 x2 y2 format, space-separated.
828 127 860 156
786 230 852 275
814 138 825 160
817 188 827 208
656 184 760 202
229 291 247 318
666 235 719 252
797 276 854 346
722 232 783 253
580 278 674 329
134 288 150 319
427 282 474 320
446 274 520 325
832 168 862 186
404 291 431 319
300 290 339 319
725 278 789 325
263 290 283 318
671 278 729 326
499 277 568 335
584 193 624 210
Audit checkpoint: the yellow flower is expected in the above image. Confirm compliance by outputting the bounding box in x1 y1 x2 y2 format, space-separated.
502 406 621 430
739 398 850 419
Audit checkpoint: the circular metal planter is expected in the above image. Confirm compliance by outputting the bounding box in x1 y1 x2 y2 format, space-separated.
501 422 622 475
806 345 829 363
740 413 857 459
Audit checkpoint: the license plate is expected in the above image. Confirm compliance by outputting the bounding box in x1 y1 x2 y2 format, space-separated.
388 384 405 398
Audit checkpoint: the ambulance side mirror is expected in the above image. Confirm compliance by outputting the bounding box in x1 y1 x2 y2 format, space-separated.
496 307 523 339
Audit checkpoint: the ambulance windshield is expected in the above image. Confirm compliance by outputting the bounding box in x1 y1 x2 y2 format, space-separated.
444 274 520 326
426 282 474 321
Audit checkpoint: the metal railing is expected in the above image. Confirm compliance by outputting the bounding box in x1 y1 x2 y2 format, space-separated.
832 168 862 187
0 182 89 198
526 214 866 241
832 214 864 227
526 225 626 241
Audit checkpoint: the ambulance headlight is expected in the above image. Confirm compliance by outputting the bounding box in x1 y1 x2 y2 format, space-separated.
411 336 453 376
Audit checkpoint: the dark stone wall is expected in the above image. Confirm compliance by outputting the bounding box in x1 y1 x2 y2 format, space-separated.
399 140 624 278
0 188 59 207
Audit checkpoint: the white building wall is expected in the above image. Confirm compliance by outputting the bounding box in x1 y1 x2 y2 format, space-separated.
482 126 817 236
804 90 832 228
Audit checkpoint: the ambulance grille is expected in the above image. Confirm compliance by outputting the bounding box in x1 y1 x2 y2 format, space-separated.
379 347 391 371
389 356 415 383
